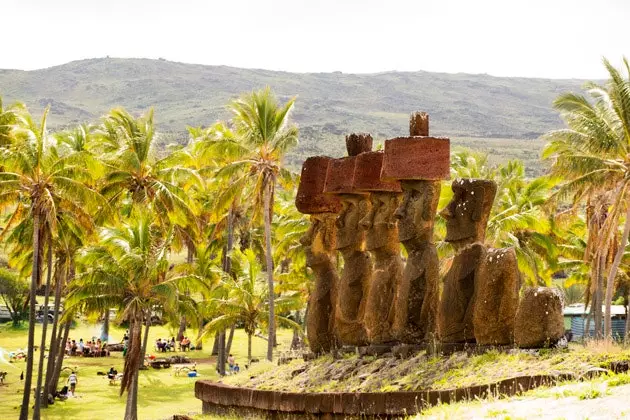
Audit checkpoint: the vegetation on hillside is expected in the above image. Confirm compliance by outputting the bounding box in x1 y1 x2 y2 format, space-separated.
0 58 585 167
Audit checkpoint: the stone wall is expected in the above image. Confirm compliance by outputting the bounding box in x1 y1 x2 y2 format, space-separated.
196 373 573 418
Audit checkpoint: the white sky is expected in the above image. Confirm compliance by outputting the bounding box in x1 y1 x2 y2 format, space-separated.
1 0 627 78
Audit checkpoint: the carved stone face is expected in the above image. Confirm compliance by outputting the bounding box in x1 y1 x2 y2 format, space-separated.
300 213 337 267
335 195 370 250
359 192 401 250
440 179 496 245
394 180 440 243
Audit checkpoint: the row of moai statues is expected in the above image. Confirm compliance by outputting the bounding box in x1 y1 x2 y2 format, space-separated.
296 112 565 354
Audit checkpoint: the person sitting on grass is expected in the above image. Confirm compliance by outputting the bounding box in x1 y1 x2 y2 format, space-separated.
107 367 118 381
233 363 240 373
180 337 190 351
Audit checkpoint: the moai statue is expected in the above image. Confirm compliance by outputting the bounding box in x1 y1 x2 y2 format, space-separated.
381 112 450 344
323 134 373 346
514 287 565 348
296 157 342 354
438 179 497 343
354 151 403 344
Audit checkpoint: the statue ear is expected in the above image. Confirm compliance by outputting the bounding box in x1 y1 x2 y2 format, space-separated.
421 187 434 221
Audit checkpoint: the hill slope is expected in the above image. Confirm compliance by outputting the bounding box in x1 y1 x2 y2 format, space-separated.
0 58 585 164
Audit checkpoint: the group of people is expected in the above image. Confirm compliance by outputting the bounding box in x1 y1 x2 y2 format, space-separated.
155 337 176 352
65 338 109 357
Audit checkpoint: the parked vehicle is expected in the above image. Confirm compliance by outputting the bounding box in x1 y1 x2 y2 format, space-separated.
0 305 12 322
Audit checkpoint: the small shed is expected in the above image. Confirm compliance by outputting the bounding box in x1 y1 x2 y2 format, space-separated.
564 303 627 340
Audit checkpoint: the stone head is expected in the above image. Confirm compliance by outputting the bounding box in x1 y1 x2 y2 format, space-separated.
394 180 441 243
359 192 401 251
300 213 337 267
440 178 497 246
335 194 371 251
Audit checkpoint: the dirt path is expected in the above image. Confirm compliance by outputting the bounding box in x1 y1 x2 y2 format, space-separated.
420 382 630 419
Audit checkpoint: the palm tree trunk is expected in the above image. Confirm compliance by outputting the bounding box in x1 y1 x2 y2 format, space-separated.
247 333 252 366
593 253 605 339
216 207 234 374
102 309 110 342
140 315 151 361
33 240 53 418
211 333 219 356
49 260 74 396
123 314 142 420
263 182 275 362
20 212 41 420
225 325 236 355
217 331 226 376
177 244 195 342
605 206 630 339
44 258 64 406
123 365 140 420
195 320 204 351
49 319 71 396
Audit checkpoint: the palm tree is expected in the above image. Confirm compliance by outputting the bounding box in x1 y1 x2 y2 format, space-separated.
66 210 188 420
0 106 104 420
220 87 298 360
99 107 196 227
201 249 301 364
543 57 630 338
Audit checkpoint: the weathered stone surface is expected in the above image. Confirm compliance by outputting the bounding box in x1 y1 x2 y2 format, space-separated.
439 178 498 344
409 111 430 137
439 243 486 343
334 195 371 346
441 178 497 248
514 287 565 348
296 156 342 214
354 151 401 193
323 156 358 194
196 373 574 417
346 133 373 156
473 247 520 345
381 136 450 181
360 192 403 344
303 213 340 354
391 180 441 343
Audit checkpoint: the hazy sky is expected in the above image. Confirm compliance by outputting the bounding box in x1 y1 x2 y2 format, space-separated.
1 0 627 78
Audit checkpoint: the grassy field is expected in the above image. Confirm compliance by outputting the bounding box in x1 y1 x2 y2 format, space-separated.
0 322 294 420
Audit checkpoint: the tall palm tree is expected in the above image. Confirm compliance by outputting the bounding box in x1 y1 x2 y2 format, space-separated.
219 87 298 360
543 57 630 338
66 210 188 420
201 249 301 364
0 106 104 420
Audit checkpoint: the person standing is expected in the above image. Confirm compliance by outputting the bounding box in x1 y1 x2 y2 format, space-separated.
67 371 78 396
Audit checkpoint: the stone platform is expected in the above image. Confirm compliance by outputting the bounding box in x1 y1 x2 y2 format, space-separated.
196 374 574 418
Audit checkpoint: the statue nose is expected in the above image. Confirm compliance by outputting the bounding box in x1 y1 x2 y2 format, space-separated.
394 206 404 219
360 219 372 229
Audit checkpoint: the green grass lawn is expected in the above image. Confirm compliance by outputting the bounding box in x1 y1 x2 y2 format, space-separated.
0 321 294 420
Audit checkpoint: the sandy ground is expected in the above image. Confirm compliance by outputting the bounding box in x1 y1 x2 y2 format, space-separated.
421 382 630 419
